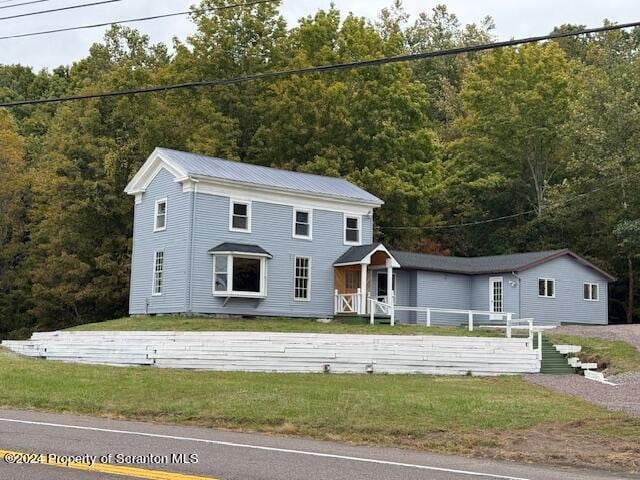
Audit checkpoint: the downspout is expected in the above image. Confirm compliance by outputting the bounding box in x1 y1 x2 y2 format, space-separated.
511 271 522 319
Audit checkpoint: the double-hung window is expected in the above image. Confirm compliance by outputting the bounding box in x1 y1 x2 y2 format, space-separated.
154 198 167 231
229 200 251 232
294 257 311 301
152 250 164 295
293 208 312 239
538 278 555 298
344 215 361 245
213 254 267 297
584 283 599 301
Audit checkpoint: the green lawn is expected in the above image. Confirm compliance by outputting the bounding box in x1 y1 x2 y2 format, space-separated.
70 315 501 337
0 348 638 470
547 334 640 374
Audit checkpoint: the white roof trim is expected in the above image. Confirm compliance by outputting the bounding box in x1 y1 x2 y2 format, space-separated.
124 148 188 194
334 244 401 268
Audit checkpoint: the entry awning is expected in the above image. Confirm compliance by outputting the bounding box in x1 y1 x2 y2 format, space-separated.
208 242 273 258
334 243 400 267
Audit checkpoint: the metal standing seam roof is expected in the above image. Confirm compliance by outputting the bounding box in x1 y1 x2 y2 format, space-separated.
389 249 616 281
156 147 383 205
208 243 273 258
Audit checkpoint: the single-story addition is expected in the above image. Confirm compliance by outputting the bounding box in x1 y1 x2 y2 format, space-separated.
125 147 616 326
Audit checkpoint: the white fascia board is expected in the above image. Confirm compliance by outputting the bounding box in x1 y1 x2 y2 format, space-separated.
124 148 189 195
189 176 381 216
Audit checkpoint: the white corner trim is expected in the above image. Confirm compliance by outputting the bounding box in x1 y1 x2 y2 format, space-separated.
228 199 252 233
292 207 313 240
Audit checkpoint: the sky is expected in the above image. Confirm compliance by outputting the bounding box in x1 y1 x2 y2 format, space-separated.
2 0 640 70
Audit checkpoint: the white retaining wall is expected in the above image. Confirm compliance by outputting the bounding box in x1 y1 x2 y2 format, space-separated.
2 331 541 376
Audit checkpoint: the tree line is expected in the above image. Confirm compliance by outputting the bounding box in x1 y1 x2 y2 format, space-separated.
0 1 638 337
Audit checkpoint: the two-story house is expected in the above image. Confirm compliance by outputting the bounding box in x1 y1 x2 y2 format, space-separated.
125 148 615 325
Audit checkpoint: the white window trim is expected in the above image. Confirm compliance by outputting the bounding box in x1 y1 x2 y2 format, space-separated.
153 198 167 232
292 208 313 240
489 276 504 313
229 199 252 233
151 249 164 296
584 282 600 302
538 277 556 298
343 214 362 246
212 254 267 298
293 256 312 302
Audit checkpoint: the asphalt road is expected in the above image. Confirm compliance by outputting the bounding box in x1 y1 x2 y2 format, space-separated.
0 409 635 480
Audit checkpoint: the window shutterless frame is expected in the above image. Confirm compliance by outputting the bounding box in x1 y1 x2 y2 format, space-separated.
292 208 313 240
343 214 361 245
229 199 252 233
153 198 167 232
538 278 555 298
583 282 599 301
293 256 311 301
151 249 164 296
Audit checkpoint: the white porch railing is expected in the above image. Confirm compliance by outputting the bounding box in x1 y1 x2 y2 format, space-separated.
369 298 395 325
334 289 362 314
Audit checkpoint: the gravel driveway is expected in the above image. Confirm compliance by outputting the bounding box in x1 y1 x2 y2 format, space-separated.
526 372 640 417
553 324 640 350
526 325 640 417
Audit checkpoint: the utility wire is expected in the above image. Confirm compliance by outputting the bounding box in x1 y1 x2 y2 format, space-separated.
0 0 277 40
379 170 640 231
0 0 121 21
2 20 640 107
0 0 50 10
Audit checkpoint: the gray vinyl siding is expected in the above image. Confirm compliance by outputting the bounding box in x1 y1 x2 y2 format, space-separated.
188 193 369 317
519 256 608 325
129 168 190 314
413 271 471 326
470 274 519 317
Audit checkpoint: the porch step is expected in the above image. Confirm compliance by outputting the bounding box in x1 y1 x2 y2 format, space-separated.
335 315 391 325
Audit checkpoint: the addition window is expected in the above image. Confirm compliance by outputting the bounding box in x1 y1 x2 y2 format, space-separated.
538 278 555 298
346 270 358 289
584 283 599 301
152 250 164 296
344 215 361 245
213 254 267 297
229 200 251 232
154 198 167 232
293 208 312 239
294 257 311 301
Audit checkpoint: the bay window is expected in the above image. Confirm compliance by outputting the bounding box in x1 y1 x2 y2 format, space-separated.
213 254 267 297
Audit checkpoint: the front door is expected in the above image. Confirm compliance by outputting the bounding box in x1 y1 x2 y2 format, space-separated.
489 276 503 313
377 272 396 303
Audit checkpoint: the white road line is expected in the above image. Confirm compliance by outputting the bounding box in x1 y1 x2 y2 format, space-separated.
0 417 531 480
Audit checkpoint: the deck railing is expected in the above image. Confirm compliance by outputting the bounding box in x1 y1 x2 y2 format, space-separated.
334 289 361 314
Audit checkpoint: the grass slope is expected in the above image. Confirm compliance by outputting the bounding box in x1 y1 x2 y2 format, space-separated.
547 334 640 374
0 349 638 470
70 315 501 337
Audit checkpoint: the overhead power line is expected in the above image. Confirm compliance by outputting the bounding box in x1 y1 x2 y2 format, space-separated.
0 0 50 10
2 20 640 107
0 0 277 40
0 0 121 21
379 169 640 231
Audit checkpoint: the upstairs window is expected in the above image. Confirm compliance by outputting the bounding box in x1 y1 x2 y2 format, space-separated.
294 257 311 301
344 215 361 245
154 198 167 232
293 208 312 239
152 250 164 296
584 283 599 301
229 200 251 232
538 278 555 298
